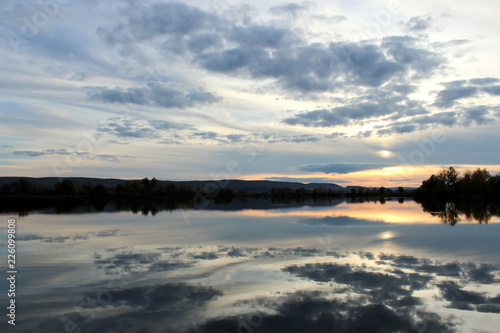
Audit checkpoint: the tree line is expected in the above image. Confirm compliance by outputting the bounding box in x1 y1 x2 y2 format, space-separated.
416 166 500 197
0 177 196 198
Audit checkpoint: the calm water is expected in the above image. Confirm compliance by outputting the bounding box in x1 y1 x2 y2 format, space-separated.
2 198 500 332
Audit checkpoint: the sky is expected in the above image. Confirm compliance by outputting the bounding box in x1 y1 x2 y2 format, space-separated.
1 0 500 187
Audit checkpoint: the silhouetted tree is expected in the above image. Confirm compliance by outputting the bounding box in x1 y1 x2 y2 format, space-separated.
55 179 79 195
471 168 490 193
130 181 142 196
141 177 150 194
81 181 94 195
11 178 32 194
379 186 386 196
438 166 459 192
93 184 109 196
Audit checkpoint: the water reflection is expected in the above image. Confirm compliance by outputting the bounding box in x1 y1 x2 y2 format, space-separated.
7 244 500 332
2 199 500 332
3 197 499 226
417 199 499 225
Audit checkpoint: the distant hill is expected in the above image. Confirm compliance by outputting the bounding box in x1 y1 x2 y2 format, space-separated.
0 177 344 193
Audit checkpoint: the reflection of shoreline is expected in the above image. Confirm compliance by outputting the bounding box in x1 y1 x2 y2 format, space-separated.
416 199 500 226
2 196 499 225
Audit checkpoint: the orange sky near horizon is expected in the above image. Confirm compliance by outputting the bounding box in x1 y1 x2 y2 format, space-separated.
239 164 500 188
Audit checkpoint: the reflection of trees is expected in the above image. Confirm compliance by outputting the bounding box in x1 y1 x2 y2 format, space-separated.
418 199 498 226
433 202 459 226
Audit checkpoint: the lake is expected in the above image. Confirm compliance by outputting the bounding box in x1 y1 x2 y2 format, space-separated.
2 198 500 332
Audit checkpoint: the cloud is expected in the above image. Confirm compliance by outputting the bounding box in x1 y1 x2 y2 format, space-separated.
461 106 495 125
269 3 307 17
96 117 191 140
265 176 350 184
373 111 461 136
95 229 120 237
466 263 498 284
97 2 220 45
12 147 134 163
149 120 193 131
87 83 221 109
70 72 87 82
186 32 222 53
438 281 500 312
195 26 440 93
482 85 500 96
12 149 87 157
298 216 387 227
95 1 443 97
382 36 442 77
18 229 122 243
191 131 218 140
282 87 430 128
296 162 392 174
434 86 479 108
469 77 500 86
194 291 453 333
228 25 298 49
87 282 222 312
406 16 433 32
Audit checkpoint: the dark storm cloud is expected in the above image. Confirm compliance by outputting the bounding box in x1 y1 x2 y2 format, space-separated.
296 162 392 174
87 83 221 109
